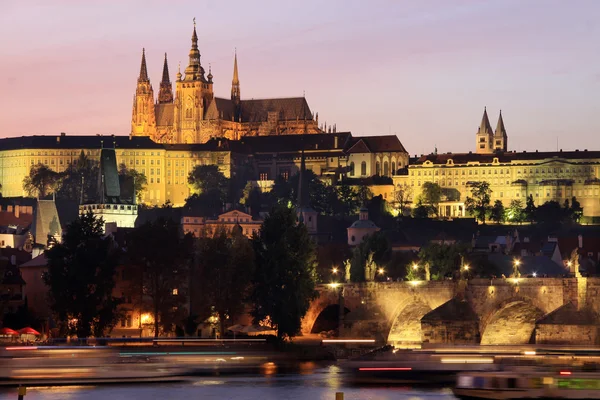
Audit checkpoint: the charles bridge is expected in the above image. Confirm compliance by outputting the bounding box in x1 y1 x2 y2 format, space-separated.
302 277 600 346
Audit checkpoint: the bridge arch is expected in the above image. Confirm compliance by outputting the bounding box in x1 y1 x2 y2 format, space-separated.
480 297 545 345
310 304 351 335
386 298 433 347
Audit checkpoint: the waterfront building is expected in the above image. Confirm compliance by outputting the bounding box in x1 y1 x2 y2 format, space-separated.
131 21 321 144
182 209 262 238
399 109 600 218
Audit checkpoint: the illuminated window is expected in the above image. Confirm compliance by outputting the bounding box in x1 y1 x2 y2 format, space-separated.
172 288 178 295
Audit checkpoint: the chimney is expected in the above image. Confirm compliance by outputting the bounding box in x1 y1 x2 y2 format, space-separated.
334 136 338 149
14 205 19 218
578 234 583 249
10 255 16 266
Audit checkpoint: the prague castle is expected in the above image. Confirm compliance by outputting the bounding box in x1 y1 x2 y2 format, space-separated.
131 22 321 144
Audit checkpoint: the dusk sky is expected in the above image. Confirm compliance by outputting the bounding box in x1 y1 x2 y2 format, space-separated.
1 0 599 155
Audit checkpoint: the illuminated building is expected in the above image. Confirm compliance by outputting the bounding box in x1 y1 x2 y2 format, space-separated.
131 21 322 144
182 210 262 238
399 108 600 218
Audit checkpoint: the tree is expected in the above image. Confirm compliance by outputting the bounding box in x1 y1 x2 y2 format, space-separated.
420 182 442 216
536 201 568 225
23 164 59 198
44 212 121 338
119 164 148 203
524 194 536 223
569 196 583 223
127 219 194 337
336 182 359 217
392 183 413 217
349 231 391 282
464 182 492 224
194 227 255 335
506 199 525 224
188 165 229 202
356 184 373 205
240 182 263 216
490 200 505 224
417 243 468 280
250 205 317 340
412 199 433 218
56 151 99 202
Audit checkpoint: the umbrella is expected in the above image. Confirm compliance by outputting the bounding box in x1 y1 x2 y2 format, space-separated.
0 328 18 336
18 327 40 336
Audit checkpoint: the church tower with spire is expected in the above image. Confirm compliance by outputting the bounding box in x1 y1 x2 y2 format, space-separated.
173 19 214 144
475 107 494 154
131 48 157 137
158 53 173 104
231 50 241 122
493 110 508 152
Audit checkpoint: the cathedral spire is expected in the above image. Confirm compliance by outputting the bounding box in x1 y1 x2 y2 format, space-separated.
138 48 149 82
495 110 507 137
231 49 241 103
184 18 205 81
158 53 173 104
478 106 493 136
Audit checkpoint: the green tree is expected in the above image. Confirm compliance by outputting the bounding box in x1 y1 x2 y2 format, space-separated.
569 196 583 223
188 165 229 201
194 227 255 335
417 243 468 280
506 199 525 224
43 212 121 338
349 231 391 282
412 199 433 218
420 182 442 216
336 182 359 216
240 182 263 216
127 218 194 337
250 205 317 340
23 164 59 198
464 181 492 224
392 183 413 217
119 164 148 203
490 200 505 224
356 184 373 205
524 194 536 223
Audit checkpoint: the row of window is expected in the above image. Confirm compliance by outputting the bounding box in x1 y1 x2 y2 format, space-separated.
411 166 594 176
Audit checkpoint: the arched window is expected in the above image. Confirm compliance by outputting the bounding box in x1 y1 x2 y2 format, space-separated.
361 161 367 176
383 161 389 176
375 161 381 176
350 162 355 176
186 108 192 118
391 162 396 175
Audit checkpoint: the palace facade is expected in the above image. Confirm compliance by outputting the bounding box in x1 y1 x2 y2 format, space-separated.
131 22 322 144
398 109 600 218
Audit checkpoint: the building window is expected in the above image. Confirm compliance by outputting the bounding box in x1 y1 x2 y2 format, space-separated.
383 161 389 176
259 172 268 181
172 288 178 295
375 161 381 176
391 162 396 175
350 162 355 176
361 161 367 176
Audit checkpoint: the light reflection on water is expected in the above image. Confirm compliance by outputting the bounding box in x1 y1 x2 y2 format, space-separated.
0 364 456 400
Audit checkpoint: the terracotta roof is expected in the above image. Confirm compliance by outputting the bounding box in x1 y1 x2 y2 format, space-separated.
239 97 312 122
19 253 47 268
414 150 600 166
348 136 407 153
0 211 33 229
155 103 175 126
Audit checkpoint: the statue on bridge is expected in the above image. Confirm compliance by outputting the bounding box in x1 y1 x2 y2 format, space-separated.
567 248 581 278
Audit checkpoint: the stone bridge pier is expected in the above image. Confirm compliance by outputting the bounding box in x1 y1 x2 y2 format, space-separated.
302 277 600 346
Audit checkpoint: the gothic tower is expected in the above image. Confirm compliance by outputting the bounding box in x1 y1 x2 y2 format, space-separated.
174 20 214 144
158 53 173 104
475 107 493 154
231 50 241 122
493 110 508 152
131 49 157 137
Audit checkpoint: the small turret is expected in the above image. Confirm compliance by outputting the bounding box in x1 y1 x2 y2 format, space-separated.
158 53 174 104
231 50 241 121
493 110 508 152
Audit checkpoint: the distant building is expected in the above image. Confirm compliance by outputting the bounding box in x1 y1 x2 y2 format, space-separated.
347 207 379 246
182 209 262 238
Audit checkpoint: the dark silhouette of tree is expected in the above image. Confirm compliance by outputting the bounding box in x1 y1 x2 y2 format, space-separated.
43 212 121 338
412 199 434 218
490 200 505 224
194 227 255 335
250 205 317 340
464 181 492 224
23 164 59 198
56 151 98 202
417 243 468 280
524 194 536 223
127 218 194 337
188 165 229 200
118 164 147 203
349 231 391 282
420 182 442 216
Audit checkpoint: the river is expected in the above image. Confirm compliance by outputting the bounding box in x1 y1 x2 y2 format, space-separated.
0 364 456 400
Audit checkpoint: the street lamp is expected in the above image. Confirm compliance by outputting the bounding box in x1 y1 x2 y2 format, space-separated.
377 268 385 275
412 263 419 270
463 265 470 271
332 267 338 275
513 258 521 278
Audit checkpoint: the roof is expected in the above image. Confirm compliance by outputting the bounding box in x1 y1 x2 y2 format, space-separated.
240 133 351 154
347 135 407 153
239 97 313 122
536 303 597 325
0 211 33 229
413 150 600 166
0 135 163 151
540 242 558 258
421 298 478 322
32 200 62 246
349 219 379 229
155 103 175 126
487 254 566 277
19 253 47 268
